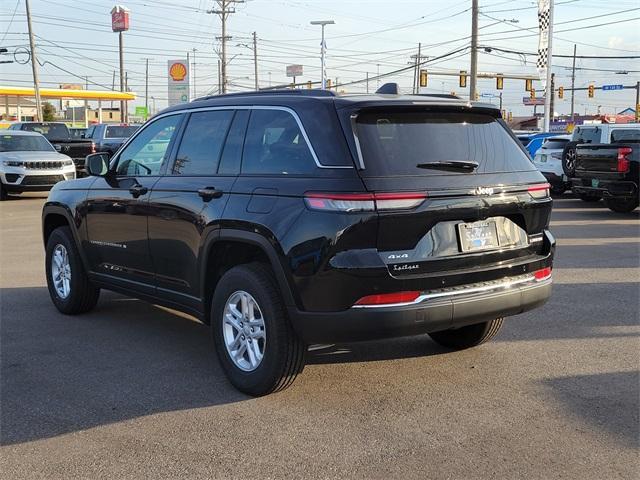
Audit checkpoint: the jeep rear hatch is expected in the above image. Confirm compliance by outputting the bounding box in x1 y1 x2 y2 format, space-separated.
343 106 552 277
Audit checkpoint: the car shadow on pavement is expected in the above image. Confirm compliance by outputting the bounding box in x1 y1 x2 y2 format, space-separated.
1 288 247 446
542 371 639 450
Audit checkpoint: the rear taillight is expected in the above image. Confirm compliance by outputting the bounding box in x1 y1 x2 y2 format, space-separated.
91 142 96 154
533 267 552 281
354 291 421 306
528 183 550 199
304 192 427 212
617 147 632 173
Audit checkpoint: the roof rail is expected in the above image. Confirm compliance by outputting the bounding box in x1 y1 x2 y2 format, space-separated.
193 89 336 102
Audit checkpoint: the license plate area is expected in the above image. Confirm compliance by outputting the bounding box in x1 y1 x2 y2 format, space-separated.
457 220 501 253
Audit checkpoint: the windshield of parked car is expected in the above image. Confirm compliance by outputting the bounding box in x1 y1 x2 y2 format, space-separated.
572 127 600 144
356 111 534 176
610 129 640 143
0 134 56 152
19 123 69 139
105 125 140 138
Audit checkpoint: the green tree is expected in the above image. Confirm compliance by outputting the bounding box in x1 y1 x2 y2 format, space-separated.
42 102 56 121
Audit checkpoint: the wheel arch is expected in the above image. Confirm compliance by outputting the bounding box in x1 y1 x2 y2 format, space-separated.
42 205 91 271
199 228 297 324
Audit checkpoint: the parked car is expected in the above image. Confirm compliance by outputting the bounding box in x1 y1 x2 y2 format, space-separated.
0 131 75 200
532 135 572 196
524 132 557 157
571 127 640 213
8 122 95 174
85 124 140 157
42 88 555 396
562 123 640 202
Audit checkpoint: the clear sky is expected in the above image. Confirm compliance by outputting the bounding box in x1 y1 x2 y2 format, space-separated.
1 0 639 116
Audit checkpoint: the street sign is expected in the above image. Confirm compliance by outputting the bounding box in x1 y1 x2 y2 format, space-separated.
286 64 303 78
167 59 190 106
135 106 148 118
602 84 624 91
480 93 493 98
523 96 545 106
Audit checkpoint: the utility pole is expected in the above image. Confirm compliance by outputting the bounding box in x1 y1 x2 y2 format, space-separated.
217 60 222 93
410 44 427 94
469 0 479 101
636 80 640 122
209 1 243 94
25 0 42 121
310 20 335 89
192 48 197 99
570 44 576 119
186 50 190 99
145 58 149 119
499 91 503 110
550 72 555 122
252 31 258 91
111 70 115 109
119 31 126 122
543 0 554 132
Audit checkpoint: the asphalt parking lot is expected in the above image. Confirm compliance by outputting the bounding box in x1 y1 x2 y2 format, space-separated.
1 194 638 479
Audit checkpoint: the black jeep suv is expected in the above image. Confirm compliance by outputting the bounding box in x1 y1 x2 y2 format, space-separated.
42 89 555 395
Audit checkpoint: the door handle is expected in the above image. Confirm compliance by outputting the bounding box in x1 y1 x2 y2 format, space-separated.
129 184 148 198
198 187 223 201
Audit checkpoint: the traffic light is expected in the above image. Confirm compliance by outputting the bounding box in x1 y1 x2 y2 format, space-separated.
525 78 533 92
588 84 595 98
501 109 506 119
558 86 564 99
508 111 513 122
459 70 467 88
496 75 504 90
419 69 428 88
530 88 536 100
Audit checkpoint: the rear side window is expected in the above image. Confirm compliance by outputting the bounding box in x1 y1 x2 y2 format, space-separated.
105 126 140 138
610 129 640 143
242 109 316 175
355 111 534 176
173 110 234 175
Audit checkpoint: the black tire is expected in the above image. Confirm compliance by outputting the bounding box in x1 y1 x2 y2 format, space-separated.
577 193 601 203
45 226 100 314
604 197 639 213
561 142 578 177
428 318 503 350
0 182 8 201
211 262 306 396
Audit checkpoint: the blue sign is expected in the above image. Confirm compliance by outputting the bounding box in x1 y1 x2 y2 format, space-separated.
602 84 624 91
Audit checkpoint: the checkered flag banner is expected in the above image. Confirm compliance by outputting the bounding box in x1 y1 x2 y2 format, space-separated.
537 0 551 89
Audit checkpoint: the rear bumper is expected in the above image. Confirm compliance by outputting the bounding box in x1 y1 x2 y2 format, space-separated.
571 177 638 199
289 275 552 344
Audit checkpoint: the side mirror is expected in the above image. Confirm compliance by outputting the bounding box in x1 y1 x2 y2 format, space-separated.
86 153 110 176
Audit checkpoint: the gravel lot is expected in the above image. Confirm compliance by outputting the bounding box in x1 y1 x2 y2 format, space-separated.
1 194 638 479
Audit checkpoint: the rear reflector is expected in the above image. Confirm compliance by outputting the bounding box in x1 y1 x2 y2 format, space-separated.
528 183 550 199
617 147 632 173
304 192 426 212
354 291 421 306
533 267 552 281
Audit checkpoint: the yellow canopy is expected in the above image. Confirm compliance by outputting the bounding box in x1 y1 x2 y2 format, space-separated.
0 86 135 101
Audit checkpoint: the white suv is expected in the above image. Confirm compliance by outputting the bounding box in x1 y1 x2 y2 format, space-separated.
0 130 76 200
532 135 571 196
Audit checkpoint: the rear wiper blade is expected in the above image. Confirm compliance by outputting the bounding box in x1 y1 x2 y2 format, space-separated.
416 160 479 172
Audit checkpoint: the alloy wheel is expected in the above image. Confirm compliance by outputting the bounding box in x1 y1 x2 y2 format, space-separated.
222 290 266 371
51 244 71 299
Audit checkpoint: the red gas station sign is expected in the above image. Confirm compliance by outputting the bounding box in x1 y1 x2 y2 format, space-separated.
111 5 130 32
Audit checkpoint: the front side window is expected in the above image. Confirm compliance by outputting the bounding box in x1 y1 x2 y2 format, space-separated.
115 115 181 176
173 110 234 175
610 129 640 143
242 109 316 175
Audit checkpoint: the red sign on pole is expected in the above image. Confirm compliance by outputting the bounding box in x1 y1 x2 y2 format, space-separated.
111 5 130 32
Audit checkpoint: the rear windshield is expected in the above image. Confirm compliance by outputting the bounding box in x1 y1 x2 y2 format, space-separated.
19 123 69 139
0 134 55 152
542 139 569 150
355 111 533 176
610 129 640 143
105 125 139 138
572 127 600 144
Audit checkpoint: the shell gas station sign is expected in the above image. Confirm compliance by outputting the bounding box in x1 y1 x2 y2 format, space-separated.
168 60 190 106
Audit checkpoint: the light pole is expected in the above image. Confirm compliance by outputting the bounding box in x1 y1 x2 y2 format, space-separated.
310 20 334 90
